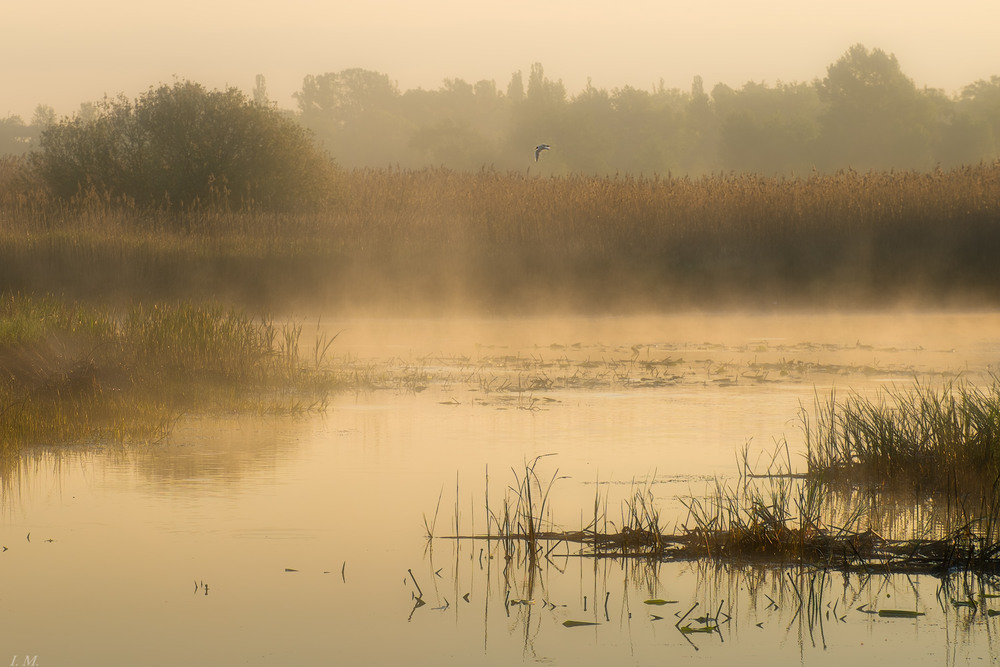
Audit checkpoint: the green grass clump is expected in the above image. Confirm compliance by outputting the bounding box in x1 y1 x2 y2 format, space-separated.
0 295 339 454
803 378 1000 488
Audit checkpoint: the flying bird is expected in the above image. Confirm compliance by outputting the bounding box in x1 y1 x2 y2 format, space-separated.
534 144 551 161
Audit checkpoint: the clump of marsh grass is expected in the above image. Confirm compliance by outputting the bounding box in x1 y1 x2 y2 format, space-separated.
449 463 669 561
484 454 563 561
802 377 1000 489
679 476 824 560
589 481 666 557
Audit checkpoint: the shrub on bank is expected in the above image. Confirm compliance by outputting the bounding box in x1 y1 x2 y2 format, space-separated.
30 81 339 211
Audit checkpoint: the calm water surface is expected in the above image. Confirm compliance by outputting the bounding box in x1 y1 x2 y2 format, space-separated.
3 312 1000 666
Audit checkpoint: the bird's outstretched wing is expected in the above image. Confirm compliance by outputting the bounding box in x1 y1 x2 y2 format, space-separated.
534 144 551 161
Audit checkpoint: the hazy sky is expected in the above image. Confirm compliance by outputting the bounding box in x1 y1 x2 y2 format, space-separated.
3 0 999 120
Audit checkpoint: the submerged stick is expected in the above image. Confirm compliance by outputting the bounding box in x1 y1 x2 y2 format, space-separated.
676 602 698 628
407 568 423 599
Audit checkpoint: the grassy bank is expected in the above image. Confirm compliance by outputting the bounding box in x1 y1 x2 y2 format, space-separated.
0 295 340 454
2 159 999 313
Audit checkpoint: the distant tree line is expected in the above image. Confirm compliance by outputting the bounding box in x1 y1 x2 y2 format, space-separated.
4 44 999 191
293 44 1000 175
0 105 55 156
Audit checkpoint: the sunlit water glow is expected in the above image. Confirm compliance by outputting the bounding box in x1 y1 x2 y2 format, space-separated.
3 312 1000 666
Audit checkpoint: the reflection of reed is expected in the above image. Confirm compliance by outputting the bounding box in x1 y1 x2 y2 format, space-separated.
0 449 86 511
415 533 1000 660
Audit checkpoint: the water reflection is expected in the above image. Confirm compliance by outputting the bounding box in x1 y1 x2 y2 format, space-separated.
125 416 303 489
414 538 1000 664
0 416 305 509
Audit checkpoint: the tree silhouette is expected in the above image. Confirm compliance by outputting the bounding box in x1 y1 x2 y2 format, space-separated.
817 44 939 170
943 76 1000 166
295 69 407 167
714 81 820 174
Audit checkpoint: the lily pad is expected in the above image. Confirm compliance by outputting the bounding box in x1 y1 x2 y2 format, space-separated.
679 624 718 634
877 609 925 618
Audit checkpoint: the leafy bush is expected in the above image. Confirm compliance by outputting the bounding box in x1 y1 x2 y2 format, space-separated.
32 81 339 211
